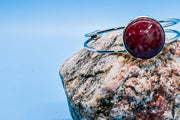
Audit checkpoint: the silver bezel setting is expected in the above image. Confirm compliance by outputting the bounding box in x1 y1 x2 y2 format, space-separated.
122 16 165 59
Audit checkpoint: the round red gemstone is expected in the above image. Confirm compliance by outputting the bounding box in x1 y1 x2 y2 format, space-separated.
123 17 165 59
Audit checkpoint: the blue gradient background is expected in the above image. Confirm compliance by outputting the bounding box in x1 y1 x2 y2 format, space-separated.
0 0 180 120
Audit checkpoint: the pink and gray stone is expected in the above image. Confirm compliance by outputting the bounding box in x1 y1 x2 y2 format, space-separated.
60 31 180 120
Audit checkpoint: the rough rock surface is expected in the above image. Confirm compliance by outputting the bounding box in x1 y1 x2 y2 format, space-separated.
60 31 180 120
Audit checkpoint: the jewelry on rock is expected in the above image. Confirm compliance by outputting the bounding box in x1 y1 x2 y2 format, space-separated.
84 16 180 59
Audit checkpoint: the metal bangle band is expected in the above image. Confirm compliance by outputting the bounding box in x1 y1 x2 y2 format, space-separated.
84 18 180 53
159 18 180 28
84 30 180 53
164 29 180 44
84 35 127 53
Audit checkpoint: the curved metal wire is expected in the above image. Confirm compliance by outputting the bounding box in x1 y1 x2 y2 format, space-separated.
164 29 180 44
84 29 180 53
84 18 180 54
159 18 180 27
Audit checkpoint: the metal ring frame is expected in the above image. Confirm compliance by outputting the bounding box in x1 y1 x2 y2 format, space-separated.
84 18 180 53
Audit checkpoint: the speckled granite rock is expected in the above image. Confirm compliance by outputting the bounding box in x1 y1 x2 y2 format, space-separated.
60 31 180 120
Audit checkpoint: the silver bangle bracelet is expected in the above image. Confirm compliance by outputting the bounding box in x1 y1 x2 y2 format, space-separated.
84 17 180 59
